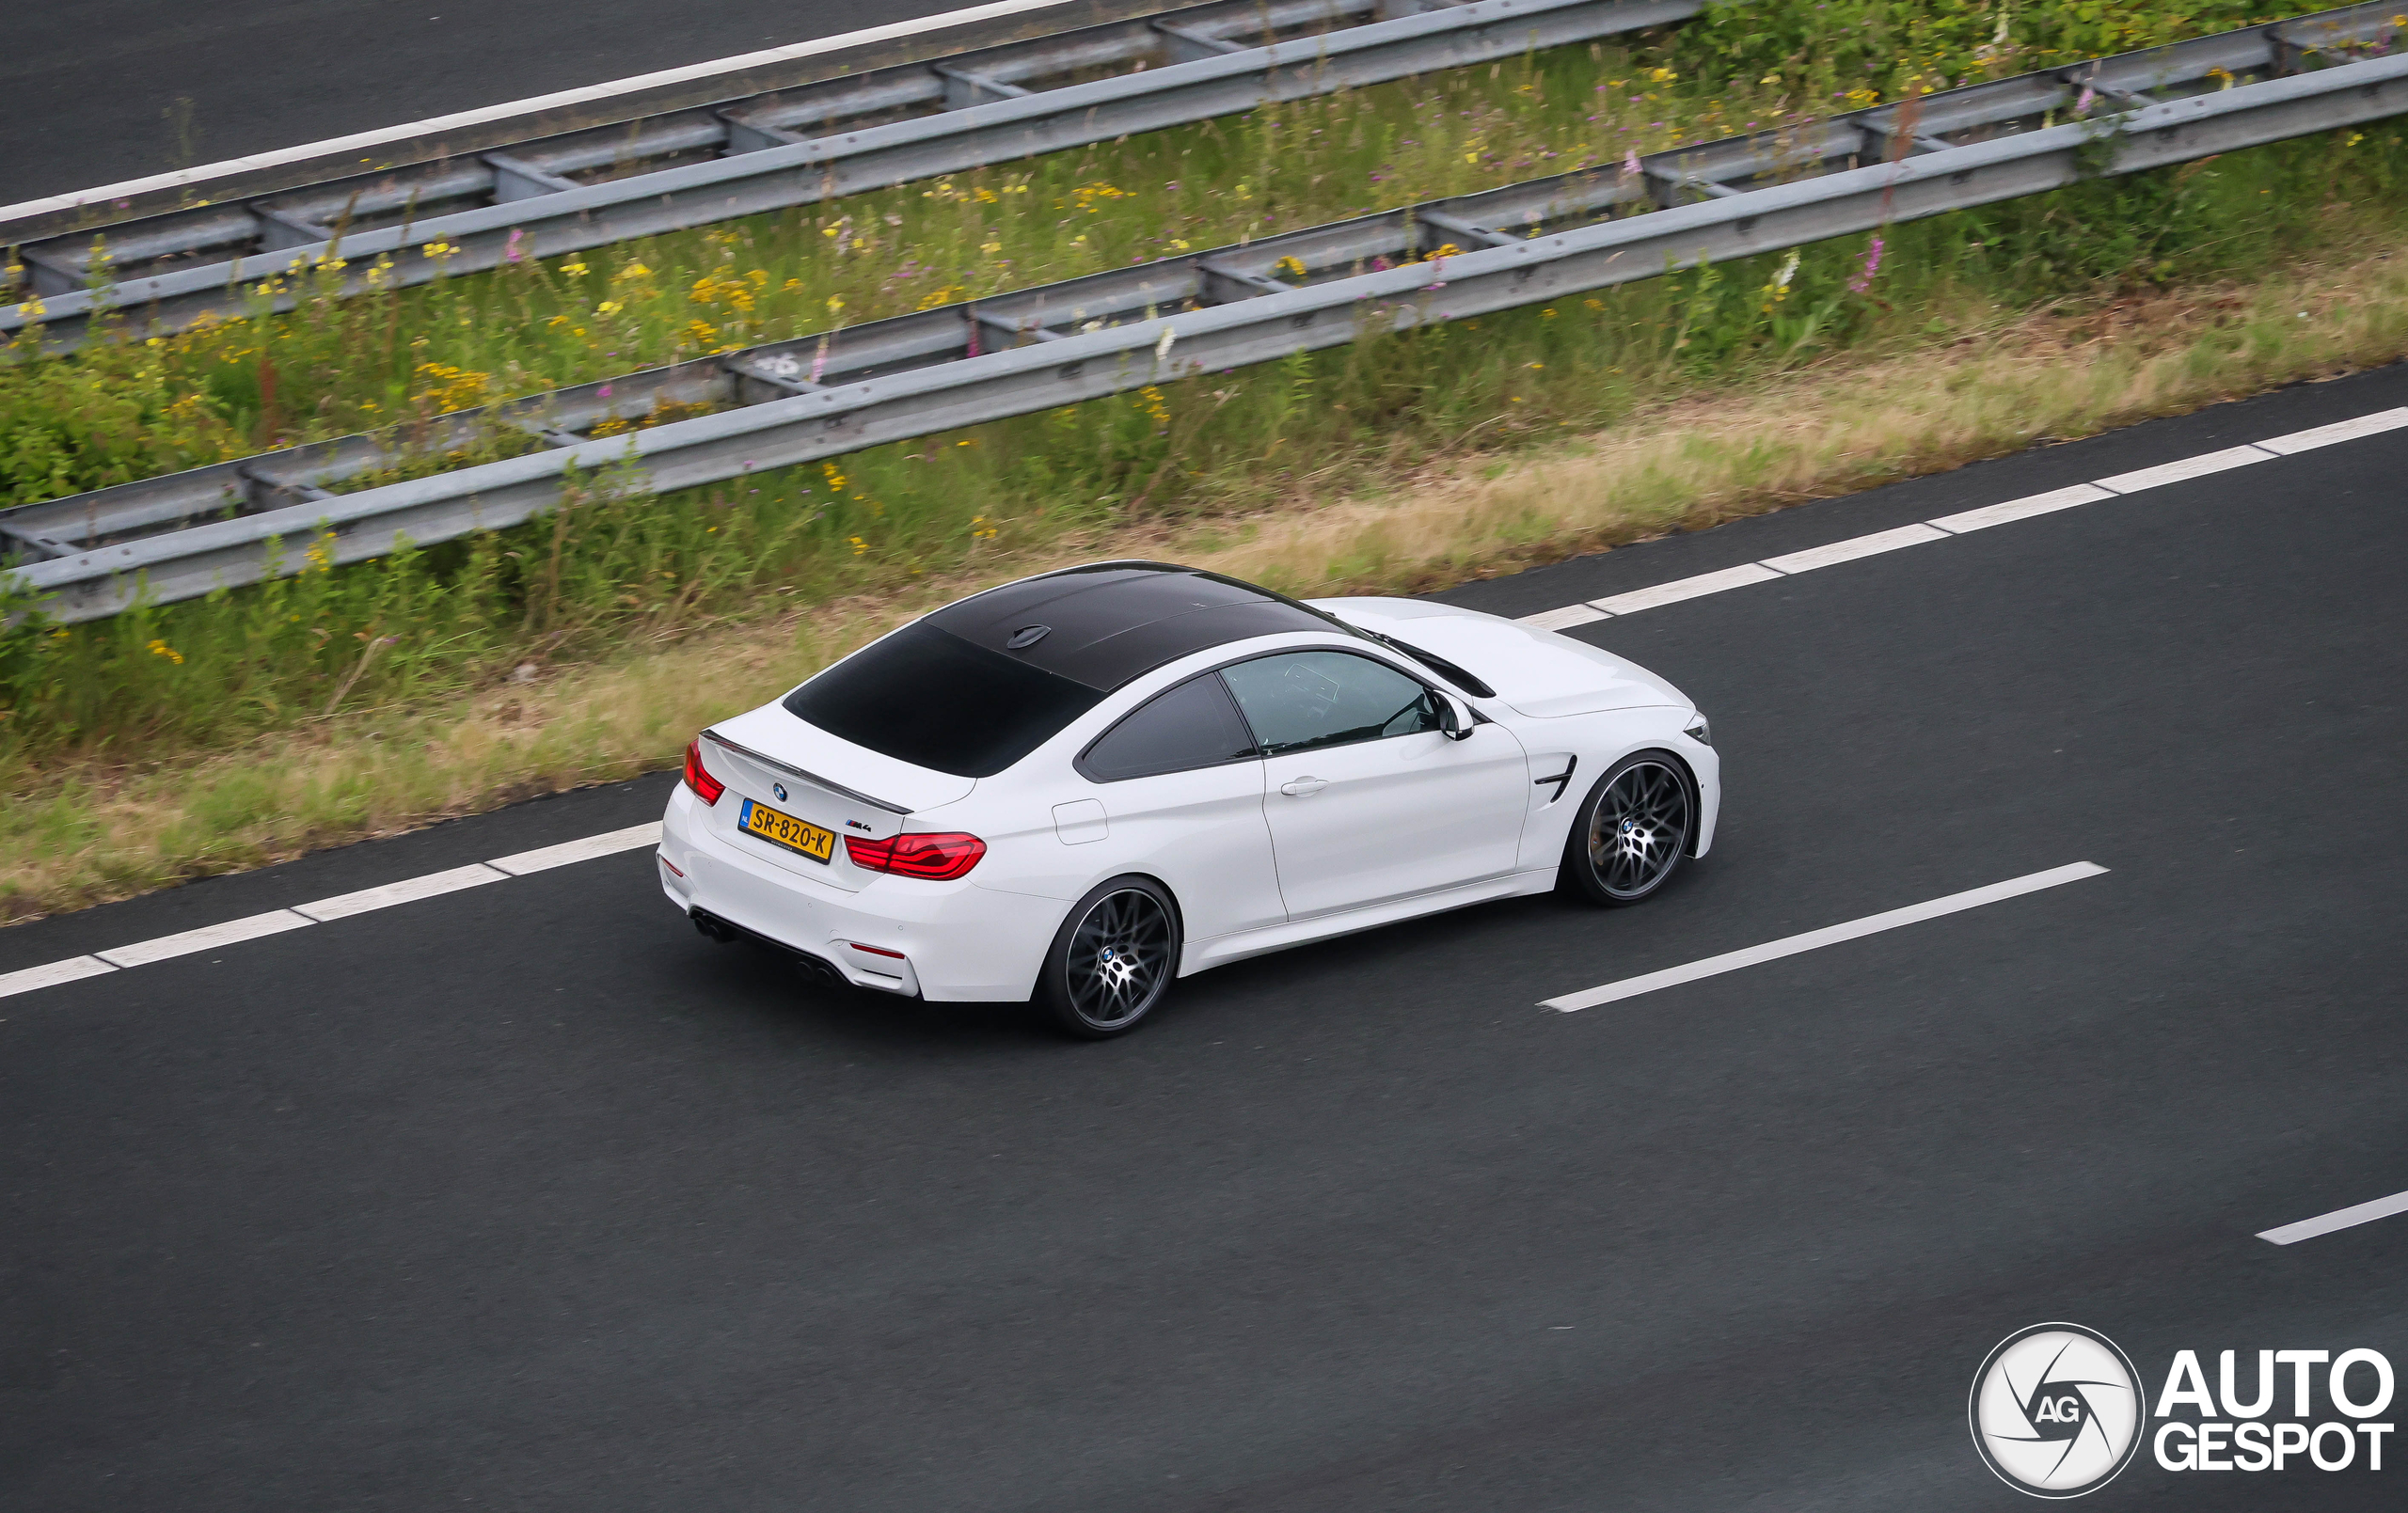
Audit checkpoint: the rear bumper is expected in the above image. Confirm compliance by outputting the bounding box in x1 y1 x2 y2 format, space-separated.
657 784 1063 1001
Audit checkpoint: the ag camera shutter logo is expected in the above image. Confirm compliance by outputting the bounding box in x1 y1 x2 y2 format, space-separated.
1970 1323 2145 1497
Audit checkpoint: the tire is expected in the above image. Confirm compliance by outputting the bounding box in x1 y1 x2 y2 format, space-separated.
1560 750 1694 906
1036 876 1182 1039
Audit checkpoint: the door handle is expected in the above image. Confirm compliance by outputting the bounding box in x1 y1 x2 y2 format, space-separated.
1278 777 1327 797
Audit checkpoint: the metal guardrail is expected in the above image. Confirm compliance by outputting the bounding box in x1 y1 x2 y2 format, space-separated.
0 1 1183 241
8 2 2394 575
0 0 1699 354
6 9 2403 623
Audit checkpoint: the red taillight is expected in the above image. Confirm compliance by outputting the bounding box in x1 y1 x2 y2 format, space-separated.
682 736 725 806
845 831 986 880
848 941 906 959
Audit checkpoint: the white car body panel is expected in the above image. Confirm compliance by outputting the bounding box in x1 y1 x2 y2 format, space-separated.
1181 869 1556 972
659 576 1720 1004
1258 726 1530 920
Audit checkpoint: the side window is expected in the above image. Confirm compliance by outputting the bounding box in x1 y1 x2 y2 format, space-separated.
1078 674 1259 781
1219 652 1439 756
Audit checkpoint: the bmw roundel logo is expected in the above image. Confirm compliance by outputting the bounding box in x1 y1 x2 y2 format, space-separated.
772 782 788 802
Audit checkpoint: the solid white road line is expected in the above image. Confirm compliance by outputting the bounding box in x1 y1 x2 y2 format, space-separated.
2254 406 2408 455
2258 1188 2408 1246
1587 562 1785 617
1521 603 1613 631
3 819 668 1002
1927 483 2114 535
0 955 118 1000
97 909 315 969
1 0 1085 227
2091 444 2274 496
293 862 509 922
11 406 2402 998
1541 861 2109 1013
489 821 663 875
1758 522 1947 575
1515 405 2407 631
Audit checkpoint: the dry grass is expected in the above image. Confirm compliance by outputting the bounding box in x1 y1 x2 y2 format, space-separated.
6 244 2404 925
1190 255 2408 597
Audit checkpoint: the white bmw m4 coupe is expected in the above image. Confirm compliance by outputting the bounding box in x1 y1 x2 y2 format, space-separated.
657 561 1719 1036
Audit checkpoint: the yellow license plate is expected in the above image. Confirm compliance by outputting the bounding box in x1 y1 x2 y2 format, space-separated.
739 797 835 864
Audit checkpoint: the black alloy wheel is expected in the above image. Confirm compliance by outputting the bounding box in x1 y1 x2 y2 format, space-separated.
1562 751 1693 906
1038 877 1181 1038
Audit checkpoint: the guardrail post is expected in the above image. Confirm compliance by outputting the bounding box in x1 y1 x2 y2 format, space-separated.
930 64 1032 110
1151 21 1247 63
715 110 810 154
483 152 582 200
252 205 331 252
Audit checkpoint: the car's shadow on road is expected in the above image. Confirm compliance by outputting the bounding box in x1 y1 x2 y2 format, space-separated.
655 859 1727 1061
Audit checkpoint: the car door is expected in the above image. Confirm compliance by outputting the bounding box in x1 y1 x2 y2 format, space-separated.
1073 671 1287 940
1219 650 1530 921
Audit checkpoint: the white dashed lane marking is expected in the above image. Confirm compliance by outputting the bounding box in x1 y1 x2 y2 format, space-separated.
0 823 661 1001
2258 1189 2408 1246
1542 862 2110 1013
1517 406 2408 629
8 407 2408 1004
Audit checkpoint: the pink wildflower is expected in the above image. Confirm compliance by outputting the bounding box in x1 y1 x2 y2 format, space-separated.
1847 235 1885 294
505 229 526 263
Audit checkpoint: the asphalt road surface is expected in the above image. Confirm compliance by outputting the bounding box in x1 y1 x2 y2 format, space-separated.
7 361 2408 1509
0 0 1017 206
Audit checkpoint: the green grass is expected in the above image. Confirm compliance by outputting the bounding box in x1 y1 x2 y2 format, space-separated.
4 0 2397 798
4 38 1770 502
7 118 2402 778
9 227 2406 922
0 0 2316 504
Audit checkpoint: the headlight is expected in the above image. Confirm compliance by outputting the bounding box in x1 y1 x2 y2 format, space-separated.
1683 715 1711 747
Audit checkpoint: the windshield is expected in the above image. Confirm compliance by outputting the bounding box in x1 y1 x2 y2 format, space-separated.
783 623 1105 778
1357 630 1496 698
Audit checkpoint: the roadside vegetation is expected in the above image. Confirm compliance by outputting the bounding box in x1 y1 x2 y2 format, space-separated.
5 0 2401 920
0 0 2297 502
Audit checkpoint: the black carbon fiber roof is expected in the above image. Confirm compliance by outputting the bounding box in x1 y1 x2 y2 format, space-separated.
923 562 1338 691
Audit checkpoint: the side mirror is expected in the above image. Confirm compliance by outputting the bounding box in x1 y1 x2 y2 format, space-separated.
1438 690 1477 741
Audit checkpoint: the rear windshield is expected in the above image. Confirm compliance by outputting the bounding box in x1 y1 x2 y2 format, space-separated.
783 623 1104 778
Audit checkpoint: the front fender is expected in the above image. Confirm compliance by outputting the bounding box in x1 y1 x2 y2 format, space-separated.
1507 707 1720 873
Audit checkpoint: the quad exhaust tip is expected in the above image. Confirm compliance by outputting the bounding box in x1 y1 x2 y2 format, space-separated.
792 954 848 989
691 907 851 988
